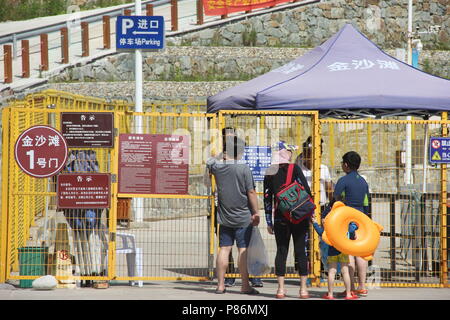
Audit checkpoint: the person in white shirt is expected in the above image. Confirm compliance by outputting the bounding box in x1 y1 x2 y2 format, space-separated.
295 136 334 280
295 136 333 210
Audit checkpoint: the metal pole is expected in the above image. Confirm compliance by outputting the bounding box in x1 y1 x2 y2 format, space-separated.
135 0 144 223
405 0 413 185
407 0 413 65
441 112 448 287
135 0 143 127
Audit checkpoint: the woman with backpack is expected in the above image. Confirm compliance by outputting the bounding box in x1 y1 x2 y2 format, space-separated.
263 141 313 299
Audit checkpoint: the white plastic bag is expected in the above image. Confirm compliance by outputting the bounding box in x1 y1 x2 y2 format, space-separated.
247 227 271 276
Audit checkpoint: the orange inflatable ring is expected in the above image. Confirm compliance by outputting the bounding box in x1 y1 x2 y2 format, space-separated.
322 201 383 261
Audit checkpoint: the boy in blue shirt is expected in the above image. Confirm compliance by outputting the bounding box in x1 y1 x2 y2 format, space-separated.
333 151 370 296
312 210 358 300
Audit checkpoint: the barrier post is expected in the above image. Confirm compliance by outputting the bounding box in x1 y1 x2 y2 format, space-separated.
60 27 69 64
312 112 321 284
124 9 132 15
40 34 49 71
81 22 89 57
103 16 111 49
146 4 153 16
4 45 13 83
171 0 178 31
0 107 11 283
441 112 448 287
21 40 30 78
196 0 203 25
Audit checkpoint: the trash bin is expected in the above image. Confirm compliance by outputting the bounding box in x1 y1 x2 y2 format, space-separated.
18 246 49 288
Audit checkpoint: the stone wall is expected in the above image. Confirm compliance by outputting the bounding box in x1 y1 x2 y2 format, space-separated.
50 46 450 86
170 0 449 49
47 0 450 84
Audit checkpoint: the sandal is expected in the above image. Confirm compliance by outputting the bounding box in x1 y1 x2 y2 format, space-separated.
241 288 259 295
354 289 368 296
338 290 358 297
322 294 335 300
299 292 310 299
215 288 226 294
344 294 359 300
276 291 286 299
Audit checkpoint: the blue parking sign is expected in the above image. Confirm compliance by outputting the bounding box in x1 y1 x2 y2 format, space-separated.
116 16 165 50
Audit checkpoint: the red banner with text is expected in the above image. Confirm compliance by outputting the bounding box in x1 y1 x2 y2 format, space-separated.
203 0 290 16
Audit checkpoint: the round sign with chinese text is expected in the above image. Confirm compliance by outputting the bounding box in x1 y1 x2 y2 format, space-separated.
14 126 68 178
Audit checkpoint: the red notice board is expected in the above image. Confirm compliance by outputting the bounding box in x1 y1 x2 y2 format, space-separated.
57 173 111 209
119 134 189 194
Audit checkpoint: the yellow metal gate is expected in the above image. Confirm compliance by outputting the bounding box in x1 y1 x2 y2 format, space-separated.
320 117 448 287
217 110 322 282
1 101 214 284
0 91 448 288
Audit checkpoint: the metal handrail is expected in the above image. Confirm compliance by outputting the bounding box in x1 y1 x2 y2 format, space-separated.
0 0 169 45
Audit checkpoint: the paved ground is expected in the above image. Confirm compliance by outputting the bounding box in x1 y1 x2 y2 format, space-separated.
1 279 449 300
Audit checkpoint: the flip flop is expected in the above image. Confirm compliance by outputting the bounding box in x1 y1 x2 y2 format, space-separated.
344 295 359 300
322 294 335 300
275 291 286 299
215 288 226 294
354 289 368 296
241 288 259 295
299 293 310 299
338 290 358 297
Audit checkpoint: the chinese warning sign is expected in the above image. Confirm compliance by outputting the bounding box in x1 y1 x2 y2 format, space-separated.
203 0 289 16
119 134 189 194
14 125 68 178
57 173 111 209
61 112 114 148
429 137 450 164
243 146 272 181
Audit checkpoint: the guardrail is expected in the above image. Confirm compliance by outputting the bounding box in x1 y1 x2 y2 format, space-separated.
1 0 319 86
1 0 171 84
0 1 166 45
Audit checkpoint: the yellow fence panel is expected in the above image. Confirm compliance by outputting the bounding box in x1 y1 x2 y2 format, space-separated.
116 112 215 281
321 118 449 287
1 90 448 288
218 110 321 282
2 107 118 286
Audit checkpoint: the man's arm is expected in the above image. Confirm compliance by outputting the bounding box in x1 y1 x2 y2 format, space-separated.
247 189 260 226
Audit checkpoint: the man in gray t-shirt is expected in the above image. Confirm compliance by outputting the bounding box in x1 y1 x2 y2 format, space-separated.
207 158 255 228
207 136 260 295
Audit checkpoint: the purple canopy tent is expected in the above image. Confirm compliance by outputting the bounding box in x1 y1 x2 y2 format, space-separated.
207 24 450 118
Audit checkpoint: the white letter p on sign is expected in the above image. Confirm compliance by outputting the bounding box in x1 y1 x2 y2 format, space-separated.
122 18 134 35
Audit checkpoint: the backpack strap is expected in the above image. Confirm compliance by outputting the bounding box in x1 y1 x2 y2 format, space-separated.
285 163 294 185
